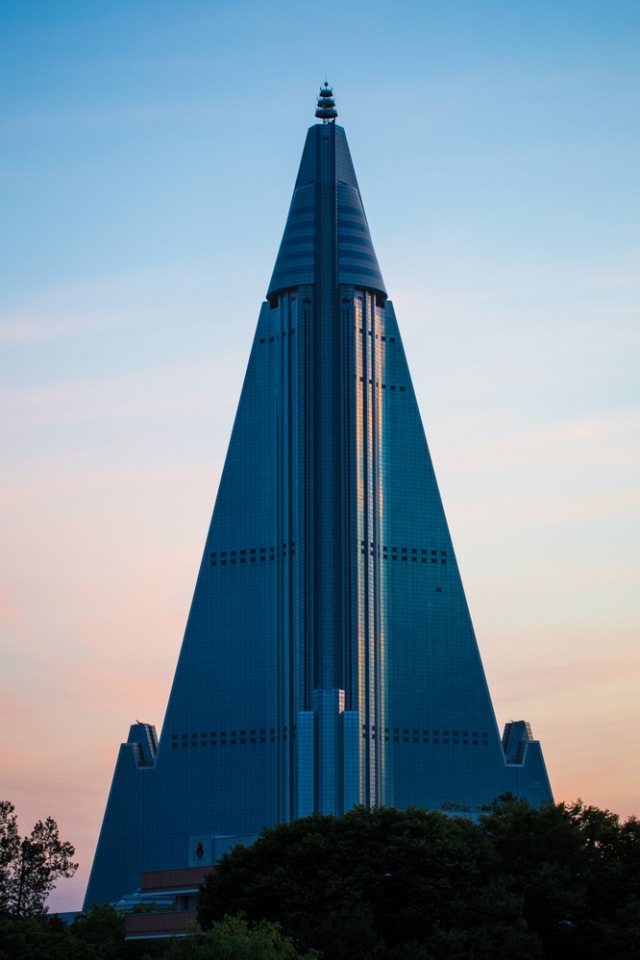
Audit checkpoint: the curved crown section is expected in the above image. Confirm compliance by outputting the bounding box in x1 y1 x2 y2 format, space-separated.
267 123 386 303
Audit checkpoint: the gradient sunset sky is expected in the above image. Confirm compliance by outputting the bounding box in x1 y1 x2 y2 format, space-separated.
1 0 638 912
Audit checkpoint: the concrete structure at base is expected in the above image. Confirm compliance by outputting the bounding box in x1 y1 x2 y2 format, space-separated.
122 866 210 941
84 85 552 909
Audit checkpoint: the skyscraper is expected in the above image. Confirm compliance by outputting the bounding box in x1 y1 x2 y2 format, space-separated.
84 86 552 909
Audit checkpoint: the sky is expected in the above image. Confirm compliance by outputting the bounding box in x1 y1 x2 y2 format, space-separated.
1 0 638 913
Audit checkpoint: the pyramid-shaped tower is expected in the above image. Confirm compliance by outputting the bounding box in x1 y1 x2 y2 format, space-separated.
85 86 551 908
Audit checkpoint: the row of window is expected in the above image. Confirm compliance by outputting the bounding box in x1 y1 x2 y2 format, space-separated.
363 735 488 746
360 550 446 564
171 735 487 748
257 328 397 349
358 377 406 391
257 338 398 357
211 555 443 569
171 727 296 748
172 726 293 739
172 737 287 747
172 725 486 739
360 543 448 561
211 543 296 566
211 543 442 566
361 726 488 737
258 329 296 343
358 329 396 343
173 725 487 738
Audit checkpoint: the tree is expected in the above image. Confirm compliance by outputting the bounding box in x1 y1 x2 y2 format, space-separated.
197 805 540 960
70 902 170 959
198 801 640 960
0 801 78 918
0 801 20 914
478 795 640 960
163 914 316 960
0 904 170 960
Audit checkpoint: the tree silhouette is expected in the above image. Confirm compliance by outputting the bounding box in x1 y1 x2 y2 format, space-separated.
0 800 77 918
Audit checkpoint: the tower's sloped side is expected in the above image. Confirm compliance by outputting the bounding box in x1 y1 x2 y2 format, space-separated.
156 294 309 843
375 304 551 810
84 297 306 906
84 103 551 910
341 288 551 813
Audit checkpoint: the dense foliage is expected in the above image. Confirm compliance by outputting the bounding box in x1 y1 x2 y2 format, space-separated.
0 908 307 960
163 914 316 960
2 798 639 959
198 798 640 960
0 800 77 919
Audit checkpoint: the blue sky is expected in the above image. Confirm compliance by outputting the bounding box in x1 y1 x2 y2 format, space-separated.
1 0 639 911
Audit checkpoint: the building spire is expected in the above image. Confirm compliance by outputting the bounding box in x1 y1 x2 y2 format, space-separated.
315 81 338 123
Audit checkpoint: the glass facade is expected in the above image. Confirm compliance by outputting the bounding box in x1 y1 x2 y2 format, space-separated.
84 108 552 909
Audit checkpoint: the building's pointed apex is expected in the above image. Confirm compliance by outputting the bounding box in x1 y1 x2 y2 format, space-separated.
267 120 386 303
315 81 338 122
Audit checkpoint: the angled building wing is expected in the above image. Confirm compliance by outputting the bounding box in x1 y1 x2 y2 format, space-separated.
85 86 552 908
